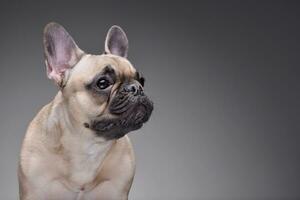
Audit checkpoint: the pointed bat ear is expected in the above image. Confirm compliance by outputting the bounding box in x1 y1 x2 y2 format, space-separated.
43 22 84 87
104 25 128 58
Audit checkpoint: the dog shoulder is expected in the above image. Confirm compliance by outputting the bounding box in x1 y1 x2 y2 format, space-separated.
19 102 56 176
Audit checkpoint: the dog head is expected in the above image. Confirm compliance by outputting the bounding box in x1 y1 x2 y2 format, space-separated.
43 22 153 140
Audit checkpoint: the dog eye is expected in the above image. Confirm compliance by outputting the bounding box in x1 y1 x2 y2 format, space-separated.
97 78 111 89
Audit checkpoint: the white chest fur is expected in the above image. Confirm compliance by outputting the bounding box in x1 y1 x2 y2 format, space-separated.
61 132 113 188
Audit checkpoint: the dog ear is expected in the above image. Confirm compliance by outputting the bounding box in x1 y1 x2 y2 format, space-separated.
43 22 84 87
104 25 128 57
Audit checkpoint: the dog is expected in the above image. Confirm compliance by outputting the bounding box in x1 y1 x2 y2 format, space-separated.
18 22 153 200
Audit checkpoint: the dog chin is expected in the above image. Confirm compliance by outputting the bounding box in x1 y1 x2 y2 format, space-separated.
90 96 153 140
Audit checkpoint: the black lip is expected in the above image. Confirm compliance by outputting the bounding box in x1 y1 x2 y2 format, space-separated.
90 94 153 140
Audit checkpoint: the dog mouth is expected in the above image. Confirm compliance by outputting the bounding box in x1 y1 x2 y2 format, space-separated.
90 95 153 140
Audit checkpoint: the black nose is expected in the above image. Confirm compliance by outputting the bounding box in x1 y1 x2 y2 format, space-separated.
124 82 144 96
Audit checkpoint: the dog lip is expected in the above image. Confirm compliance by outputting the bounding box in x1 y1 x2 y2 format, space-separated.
109 100 130 114
91 94 153 140
133 105 147 122
92 121 115 132
109 94 152 116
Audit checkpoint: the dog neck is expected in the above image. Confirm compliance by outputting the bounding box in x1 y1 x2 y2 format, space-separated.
46 91 114 188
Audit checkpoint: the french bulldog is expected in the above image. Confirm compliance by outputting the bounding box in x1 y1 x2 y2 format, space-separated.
18 22 153 200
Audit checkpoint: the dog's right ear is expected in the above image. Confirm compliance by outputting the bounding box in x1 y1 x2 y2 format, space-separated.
43 22 84 87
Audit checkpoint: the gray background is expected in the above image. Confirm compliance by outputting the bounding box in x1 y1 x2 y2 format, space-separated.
1 1 300 200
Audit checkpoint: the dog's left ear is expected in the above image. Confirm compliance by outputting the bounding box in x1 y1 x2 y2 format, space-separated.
104 25 128 57
43 22 84 87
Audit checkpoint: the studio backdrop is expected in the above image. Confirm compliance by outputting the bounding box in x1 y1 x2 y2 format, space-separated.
0 1 300 200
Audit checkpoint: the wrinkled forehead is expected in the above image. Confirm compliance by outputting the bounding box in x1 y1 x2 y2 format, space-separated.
71 54 136 82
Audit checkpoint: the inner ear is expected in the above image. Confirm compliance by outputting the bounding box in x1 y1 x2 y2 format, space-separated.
43 22 84 85
104 25 128 57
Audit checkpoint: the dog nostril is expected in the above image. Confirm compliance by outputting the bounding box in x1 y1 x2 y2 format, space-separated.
125 84 137 94
130 85 136 93
124 83 143 95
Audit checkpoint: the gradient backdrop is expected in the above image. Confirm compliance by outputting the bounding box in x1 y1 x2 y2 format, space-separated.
1 1 300 200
